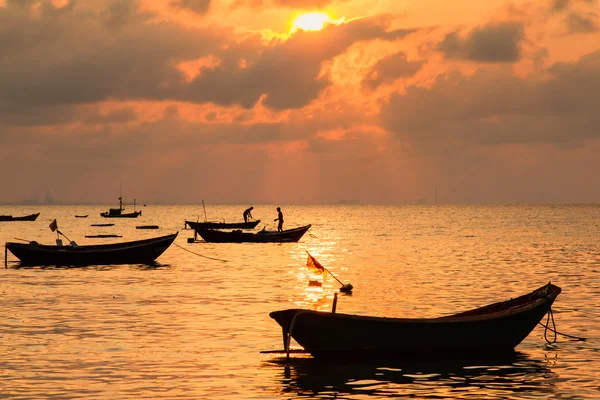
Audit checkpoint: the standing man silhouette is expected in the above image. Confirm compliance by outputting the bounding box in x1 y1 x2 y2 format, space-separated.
243 206 254 223
274 207 284 232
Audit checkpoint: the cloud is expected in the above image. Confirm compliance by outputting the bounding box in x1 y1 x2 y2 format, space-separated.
563 11 599 33
362 52 425 90
170 0 211 15
437 21 525 63
549 0 596 12
380 49 600 150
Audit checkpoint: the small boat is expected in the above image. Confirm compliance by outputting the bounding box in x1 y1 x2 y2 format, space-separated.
136 225 159 230
74 215 88 218
100 197 141 218
5 233 177 266
91 223 115 227
0 213 40 222
186 220 261 230
270 283 561 359
85 235 122 238
196 224 311 243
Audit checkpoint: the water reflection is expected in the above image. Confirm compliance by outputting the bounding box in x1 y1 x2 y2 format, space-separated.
267 352 557 399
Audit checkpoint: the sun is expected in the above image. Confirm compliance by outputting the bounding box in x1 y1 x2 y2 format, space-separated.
292 12 331 32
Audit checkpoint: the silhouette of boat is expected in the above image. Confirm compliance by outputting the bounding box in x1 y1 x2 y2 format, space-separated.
91 223 114 227
136 225 159 230
196 224 311 243
5 233 177 266
100 197 141 218
75 215 88 218
0 213 40 222
270 283 561 359
186 220 261 230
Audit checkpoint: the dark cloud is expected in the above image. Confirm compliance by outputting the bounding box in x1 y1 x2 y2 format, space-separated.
380 49 600 150
0 5 417 124
550 0 596 12
170 0 211 15
167 16 417 110
362 52 425 90
563 11 599 33
437 22 525 63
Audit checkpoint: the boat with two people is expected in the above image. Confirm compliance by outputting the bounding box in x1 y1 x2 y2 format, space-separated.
269 282 561 360
196 224 311 243
100 197 141 218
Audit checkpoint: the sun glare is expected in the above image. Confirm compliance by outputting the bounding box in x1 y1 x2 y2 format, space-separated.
292 12 331 32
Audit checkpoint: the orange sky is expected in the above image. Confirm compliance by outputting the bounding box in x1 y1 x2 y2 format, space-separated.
1 0 599 204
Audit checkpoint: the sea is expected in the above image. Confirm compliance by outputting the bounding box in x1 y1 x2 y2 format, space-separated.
1 204 599 399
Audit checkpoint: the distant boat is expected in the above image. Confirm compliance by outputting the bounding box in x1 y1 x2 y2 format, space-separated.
101 197 141 218
185 220 261 231
91 223 115 227
0 213 40 222
269 283 561 360
75 215 88 218
5 233 177 266
136 225 159 230
85 235 122 238
196 224 311 243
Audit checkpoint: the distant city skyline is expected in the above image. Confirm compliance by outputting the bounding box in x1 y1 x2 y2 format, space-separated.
1 1 599 204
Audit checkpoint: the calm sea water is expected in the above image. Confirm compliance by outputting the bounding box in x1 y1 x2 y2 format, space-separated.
1 204 599 399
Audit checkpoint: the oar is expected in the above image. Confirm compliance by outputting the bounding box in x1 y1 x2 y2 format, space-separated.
13 238 31 242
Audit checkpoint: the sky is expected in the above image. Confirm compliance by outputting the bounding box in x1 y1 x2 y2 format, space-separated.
1 0 599 205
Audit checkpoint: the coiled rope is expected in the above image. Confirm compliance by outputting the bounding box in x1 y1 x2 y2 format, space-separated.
538 306 587 343
172 242 227 262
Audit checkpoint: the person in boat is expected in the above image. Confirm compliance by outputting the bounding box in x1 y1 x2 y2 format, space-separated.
274 207 284 232
243 206 254 223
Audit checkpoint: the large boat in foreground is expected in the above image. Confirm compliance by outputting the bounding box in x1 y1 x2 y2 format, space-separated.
5 233 177 266
196 224 311 243
0 213 40 222
270 283 561 359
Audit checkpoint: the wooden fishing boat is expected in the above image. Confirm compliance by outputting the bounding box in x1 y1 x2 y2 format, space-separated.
196 224 311 243
100 197 141 218
74 215 88 218
270 283 561 359
91 223 115 227
186 220 261 230
0 213 40 222
5 233 177 266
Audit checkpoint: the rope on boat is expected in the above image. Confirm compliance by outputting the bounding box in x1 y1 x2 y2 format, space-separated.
539 307 587 343
172 242 227 262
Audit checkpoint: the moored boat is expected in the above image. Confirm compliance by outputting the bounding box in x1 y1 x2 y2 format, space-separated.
186 220 261 230
5 232 177 266
196 224 311 243
0 213 40 222
101 197 141 218
270 283 561 359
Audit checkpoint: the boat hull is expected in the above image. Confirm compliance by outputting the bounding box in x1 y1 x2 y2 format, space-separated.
270 283 561 359
186 220 261 230
5 233 177 266
100 211 141 218
0 213 40 222
197 224 311 243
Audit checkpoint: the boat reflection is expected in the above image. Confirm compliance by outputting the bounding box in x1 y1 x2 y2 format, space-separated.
7 261 171 270
266 351 557 398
